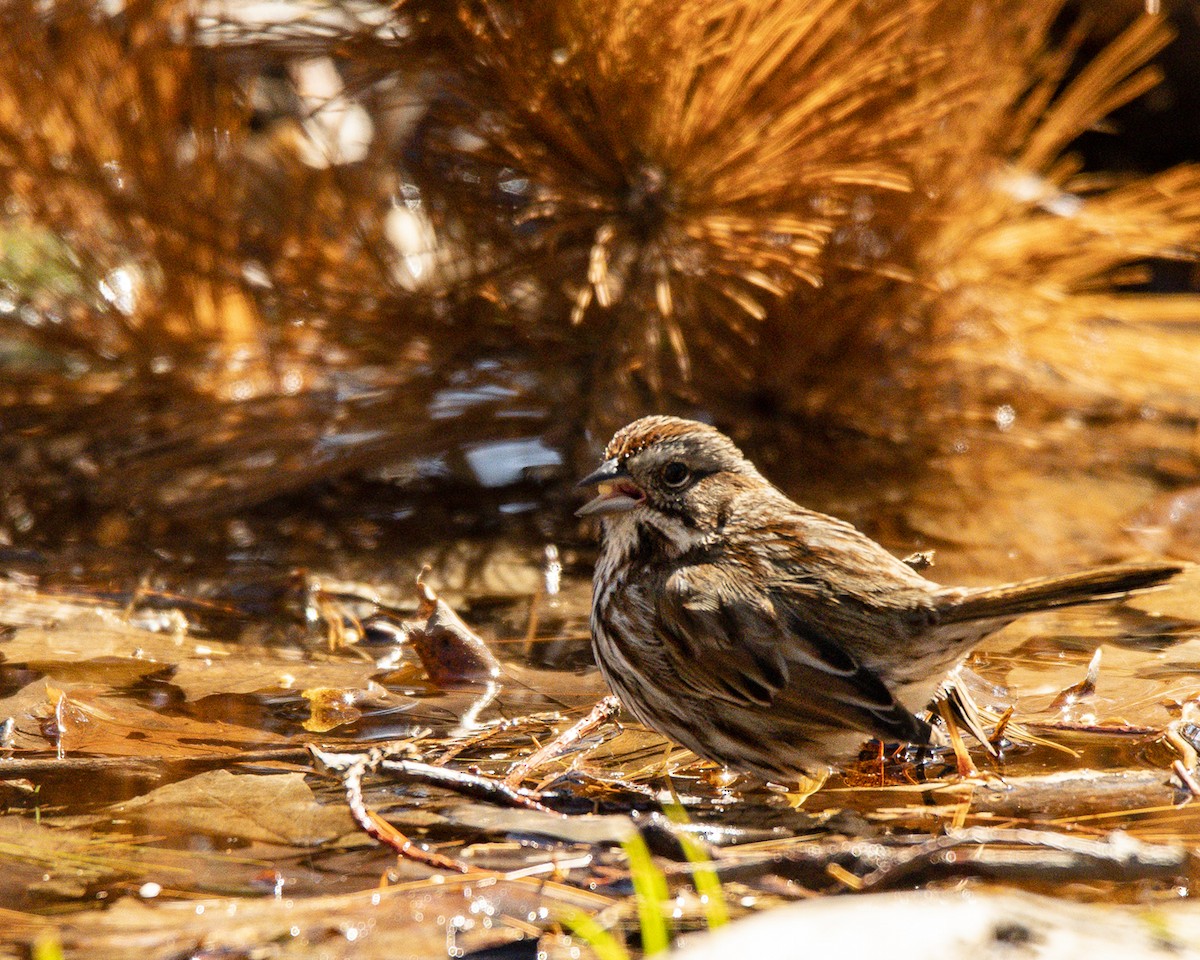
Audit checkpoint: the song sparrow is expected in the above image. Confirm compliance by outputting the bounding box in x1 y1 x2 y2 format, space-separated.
578 415 1183 782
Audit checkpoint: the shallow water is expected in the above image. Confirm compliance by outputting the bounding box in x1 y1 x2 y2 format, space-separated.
0 505 1198 957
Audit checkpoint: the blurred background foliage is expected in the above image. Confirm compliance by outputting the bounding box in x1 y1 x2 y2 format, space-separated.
1 0 1199 579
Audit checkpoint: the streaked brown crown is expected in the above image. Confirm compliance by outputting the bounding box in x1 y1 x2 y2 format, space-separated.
603 415 743 464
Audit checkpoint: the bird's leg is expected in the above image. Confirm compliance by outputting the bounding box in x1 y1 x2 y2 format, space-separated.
937 699 979 778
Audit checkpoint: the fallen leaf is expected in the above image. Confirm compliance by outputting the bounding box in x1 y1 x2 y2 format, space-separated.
108 770 359 846
170 656 385 702
302 681 391 732
0 613 232 681
404 575 501 685
0 680 292 757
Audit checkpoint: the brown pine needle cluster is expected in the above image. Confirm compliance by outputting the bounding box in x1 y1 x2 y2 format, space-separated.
0 0 410 373
916 15 1200 419
746 13 1200 444
0 0 263 358
407 0 1052 389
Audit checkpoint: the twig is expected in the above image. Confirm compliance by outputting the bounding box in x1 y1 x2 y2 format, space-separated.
337 749 472 873
504 696 622 789
0 747 318 778
821 767 1188 820
859 826 1189 890
431 717 519 766
309 745 555 813
989 706 1014 747
675 826 1189 891
1028 720 1159 736
523 590 541 649
1171 760 1200 799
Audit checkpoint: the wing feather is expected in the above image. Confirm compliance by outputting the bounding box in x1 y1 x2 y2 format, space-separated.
660 565 933 745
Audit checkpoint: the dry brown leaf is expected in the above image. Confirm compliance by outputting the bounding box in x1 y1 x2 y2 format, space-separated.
0 680 292 757
406 577 501 686
107 770 360 847
301 681 391 733
170 657 385 702
0 613 233 674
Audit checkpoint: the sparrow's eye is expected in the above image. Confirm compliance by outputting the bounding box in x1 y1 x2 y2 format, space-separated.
660 461 691 488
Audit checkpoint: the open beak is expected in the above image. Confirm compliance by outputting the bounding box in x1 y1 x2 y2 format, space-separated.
576 458 645 517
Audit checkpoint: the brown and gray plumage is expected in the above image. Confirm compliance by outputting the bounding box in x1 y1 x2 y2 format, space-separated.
578 415 1183 782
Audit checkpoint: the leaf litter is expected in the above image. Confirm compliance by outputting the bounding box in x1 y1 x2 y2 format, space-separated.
0 561 1199 957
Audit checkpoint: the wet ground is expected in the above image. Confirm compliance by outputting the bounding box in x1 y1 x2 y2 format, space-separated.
0 511 1199 959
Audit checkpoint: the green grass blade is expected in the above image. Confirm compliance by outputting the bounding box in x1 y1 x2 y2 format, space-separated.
31 932 64 960
559 907 631 960
675 830 729 929
622 832 671 954
663 803 730 929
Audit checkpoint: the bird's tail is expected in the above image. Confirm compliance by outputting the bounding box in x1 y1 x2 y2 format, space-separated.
937 561 1184 625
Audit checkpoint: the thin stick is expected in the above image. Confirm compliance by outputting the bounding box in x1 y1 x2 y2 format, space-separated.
338 751 472 873
0 747 318 778
859 826 1188 890
310 745 555 813
432 718 518 766
504 696 622 789
524 591 541 650
678 826 1188 891
1171 759 1200 799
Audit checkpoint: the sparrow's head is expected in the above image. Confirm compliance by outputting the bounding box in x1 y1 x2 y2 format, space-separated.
577 416 761 537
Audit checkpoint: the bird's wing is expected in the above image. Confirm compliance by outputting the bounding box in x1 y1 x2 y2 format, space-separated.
658 564 933 746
